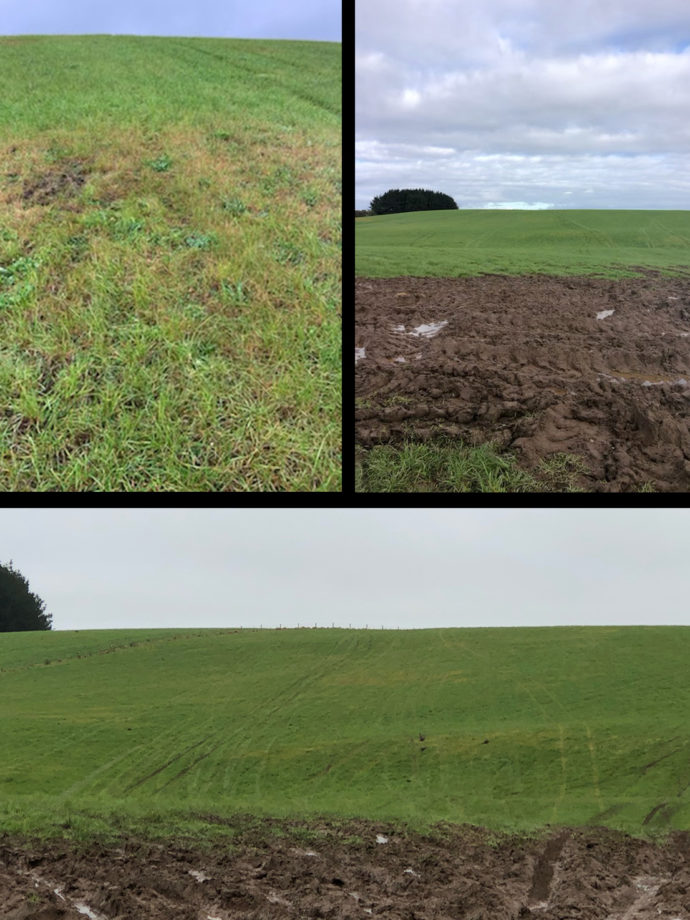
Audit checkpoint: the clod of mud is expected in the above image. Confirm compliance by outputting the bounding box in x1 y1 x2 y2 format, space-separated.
22 162 88 206
2 822 690 920
356 272 690 491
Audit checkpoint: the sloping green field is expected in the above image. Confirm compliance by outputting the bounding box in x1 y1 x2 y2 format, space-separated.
356 208 690 277
2 626 689 839
0 36 341 490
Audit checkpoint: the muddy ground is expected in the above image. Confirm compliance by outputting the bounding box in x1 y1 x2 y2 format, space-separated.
355 273 690 491
2 820 689 919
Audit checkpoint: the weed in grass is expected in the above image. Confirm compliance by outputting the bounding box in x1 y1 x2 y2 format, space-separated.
221 280 250 306
147 154 173 172
221 197 248 216
274 242 305 265
184 231 217 250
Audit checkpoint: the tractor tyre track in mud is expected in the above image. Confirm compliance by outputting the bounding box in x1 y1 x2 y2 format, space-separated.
355 272 690 491
2 821 690 919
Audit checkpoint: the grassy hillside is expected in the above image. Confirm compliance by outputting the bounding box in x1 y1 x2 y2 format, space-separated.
2 626 689 839
0 36 341 490
355 208 690 277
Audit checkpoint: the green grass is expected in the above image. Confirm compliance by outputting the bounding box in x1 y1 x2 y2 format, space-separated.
356 208 690 278
1 626 689 839
355 440 589 492
0 36 341 490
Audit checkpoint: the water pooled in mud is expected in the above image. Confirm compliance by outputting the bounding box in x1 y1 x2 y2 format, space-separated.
74 902 108 920
409 321 448 337
392 321 449 338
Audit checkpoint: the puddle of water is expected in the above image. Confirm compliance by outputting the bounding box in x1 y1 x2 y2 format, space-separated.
409 321 448 338
596 309 615 320
392 321 448 338
74 903 109 920
189 869 210 882
355 347 366 364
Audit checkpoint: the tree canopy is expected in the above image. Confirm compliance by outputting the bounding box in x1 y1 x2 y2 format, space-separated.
0 561 52 632
369 188 459 216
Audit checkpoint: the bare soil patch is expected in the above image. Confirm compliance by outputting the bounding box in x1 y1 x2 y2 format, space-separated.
355 273 690 491
1 822 689 919
22 162 88 206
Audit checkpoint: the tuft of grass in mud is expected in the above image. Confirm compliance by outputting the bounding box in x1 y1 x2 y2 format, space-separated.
356 207 690 278
0 36 340 491
355 440 587 492
2 626 690 838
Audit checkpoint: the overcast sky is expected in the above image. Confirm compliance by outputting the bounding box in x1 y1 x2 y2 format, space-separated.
0 509 687 632
2 0 340 41
356 0 690 209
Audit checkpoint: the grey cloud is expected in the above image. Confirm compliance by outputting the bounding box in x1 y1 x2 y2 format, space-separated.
1 509 688 632
356 0 690 208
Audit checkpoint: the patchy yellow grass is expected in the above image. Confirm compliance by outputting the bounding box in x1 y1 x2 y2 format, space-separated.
0 98 340 490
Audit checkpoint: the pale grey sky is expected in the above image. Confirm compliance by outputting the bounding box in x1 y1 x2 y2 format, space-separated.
2 0 341 41
356 0 690 209
0 509 686 631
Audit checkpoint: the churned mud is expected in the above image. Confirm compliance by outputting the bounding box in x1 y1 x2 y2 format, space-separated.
355 273 690 491
1 821 690 919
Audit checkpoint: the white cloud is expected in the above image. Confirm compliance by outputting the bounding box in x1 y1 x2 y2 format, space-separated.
356 0 690 208
483 201 554 209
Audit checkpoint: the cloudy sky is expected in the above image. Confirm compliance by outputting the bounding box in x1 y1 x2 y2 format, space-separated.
2 0 340 41
356 0 690 209
0 508 687 631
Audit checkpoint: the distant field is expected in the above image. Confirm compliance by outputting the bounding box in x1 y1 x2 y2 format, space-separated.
355 208 690 277
2 626 690 839
0 36 341 490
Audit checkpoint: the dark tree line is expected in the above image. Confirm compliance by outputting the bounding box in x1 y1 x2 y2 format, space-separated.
0 561 52 631
369 188 459 216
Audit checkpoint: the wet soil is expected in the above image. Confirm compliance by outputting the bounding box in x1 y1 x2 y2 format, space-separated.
1 821 689 919
355 273 690 491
